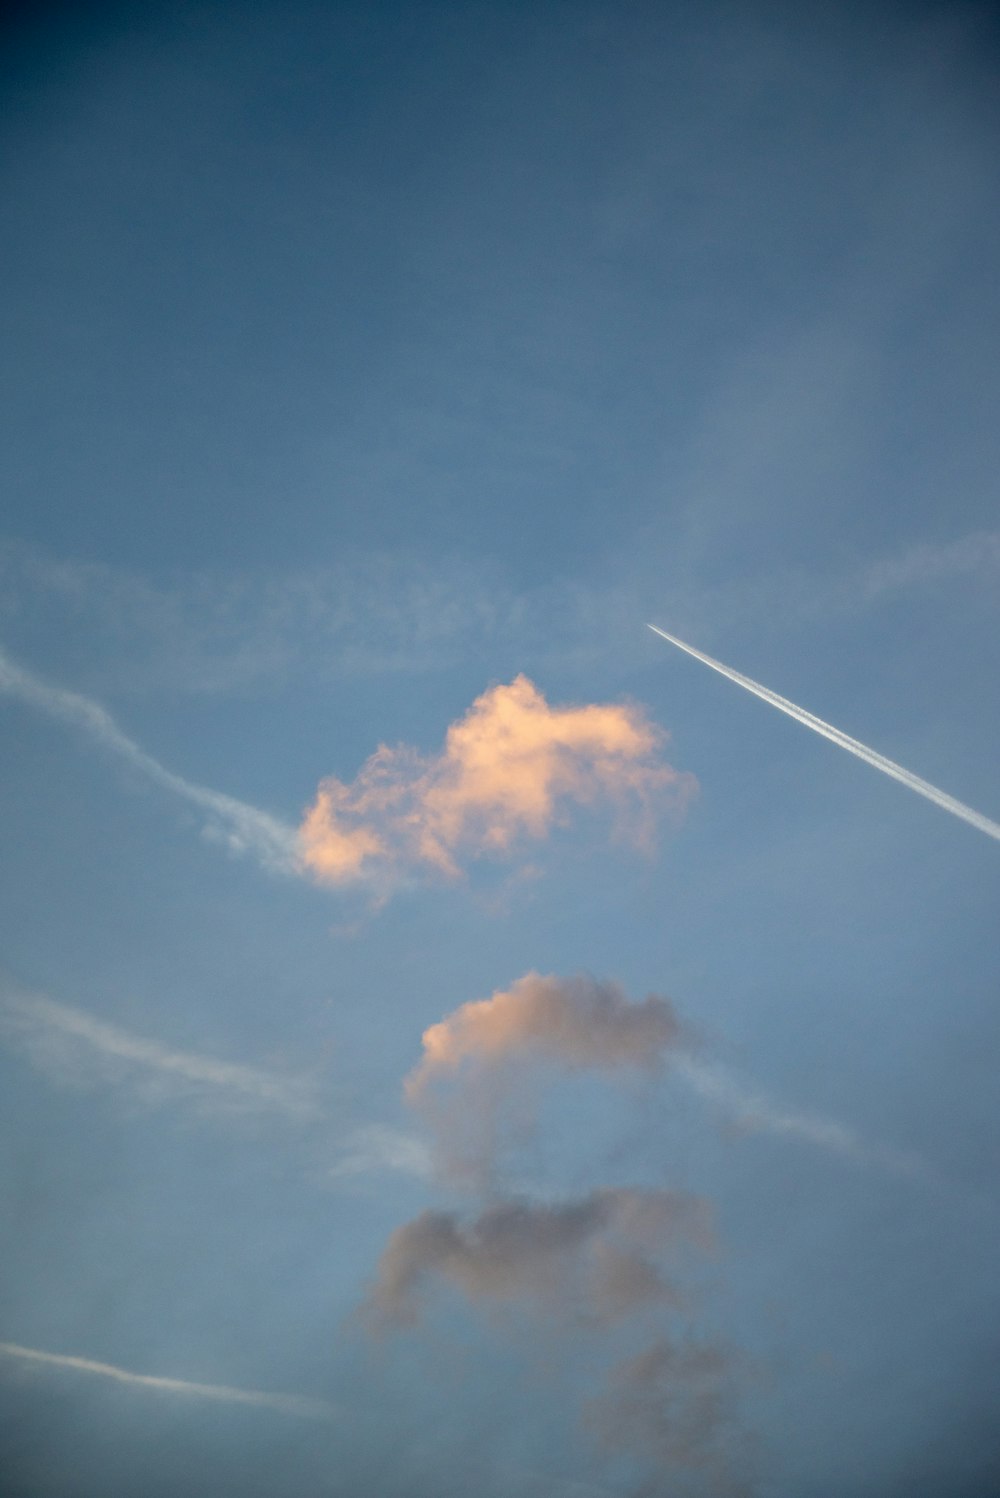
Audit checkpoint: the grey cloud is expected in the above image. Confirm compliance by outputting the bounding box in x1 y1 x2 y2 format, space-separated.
587 1336 757 1498
367 1188 711 1328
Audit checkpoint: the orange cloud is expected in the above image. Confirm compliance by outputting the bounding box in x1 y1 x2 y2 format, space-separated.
405 972 685 1103
298 675 693 887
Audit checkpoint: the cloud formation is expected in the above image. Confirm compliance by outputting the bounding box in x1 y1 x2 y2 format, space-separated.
673 1055 922 1176
406 972 684 1102
327 1123 433 1182
0 1341 337 1421
404 972 687 1183
0 645 298 873
587 1336 755 1498
0 981 320 1123
367 1188 711 1328
300 676 692 886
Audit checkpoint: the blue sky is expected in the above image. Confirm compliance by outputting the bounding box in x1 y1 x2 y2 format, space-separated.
1 3 999 1494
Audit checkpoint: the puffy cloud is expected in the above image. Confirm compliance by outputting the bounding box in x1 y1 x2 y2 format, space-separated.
406 972 684 1101
299 675 692 887
404 972 687 1184
367 1188 711 1328
587 1337 757 1498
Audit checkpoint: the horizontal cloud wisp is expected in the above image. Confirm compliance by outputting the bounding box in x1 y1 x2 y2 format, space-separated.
0 1341 337 1420
0 981 321 1123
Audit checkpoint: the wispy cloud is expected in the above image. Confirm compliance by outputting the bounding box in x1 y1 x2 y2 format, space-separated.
0 1341 337 1420
674 1055 922 1176
0 981 321 1123
0 644 298 873
301 677 692 889
326 1123 433 1181
586 1335 756 1498
1 529 996 698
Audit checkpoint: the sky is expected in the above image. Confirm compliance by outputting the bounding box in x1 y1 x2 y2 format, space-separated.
1 2 999 1494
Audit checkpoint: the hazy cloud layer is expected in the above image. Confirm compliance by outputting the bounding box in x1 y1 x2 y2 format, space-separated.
300 677 692 887
0 645 298 873
0 981 320 1123
0 1341 337 1421
2 530 997 694
367 1188 711 1328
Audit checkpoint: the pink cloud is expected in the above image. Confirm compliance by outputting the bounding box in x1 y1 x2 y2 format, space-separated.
299 675 693 887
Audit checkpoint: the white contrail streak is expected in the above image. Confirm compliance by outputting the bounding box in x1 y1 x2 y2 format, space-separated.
0 645 299 872
647 625 1000 841
0 1340 337 1419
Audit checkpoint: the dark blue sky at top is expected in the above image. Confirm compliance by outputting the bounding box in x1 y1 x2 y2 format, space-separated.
1 4 999 1497
3 0 998 584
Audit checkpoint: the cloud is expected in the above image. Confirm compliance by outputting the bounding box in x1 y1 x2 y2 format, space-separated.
405 971 917 1181
3 527 998 703
0 981 321 1123
405 972 687 1183
0 1341 337 1420
0 644 298 873
299 676 693 887
673 1055 922 1176
406 972 684 1101
586 1336 756 1498
366 1188 711 1328
326 1123 434 1181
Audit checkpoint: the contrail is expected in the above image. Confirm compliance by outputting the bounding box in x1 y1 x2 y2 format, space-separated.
647 625 1000 841
0 1340 338 1419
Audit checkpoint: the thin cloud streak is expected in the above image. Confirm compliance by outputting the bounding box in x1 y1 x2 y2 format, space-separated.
674 1055 922 1176
647 625 1000 841
0 645 299 872
0 1341 337 1420
0 982 321 1122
